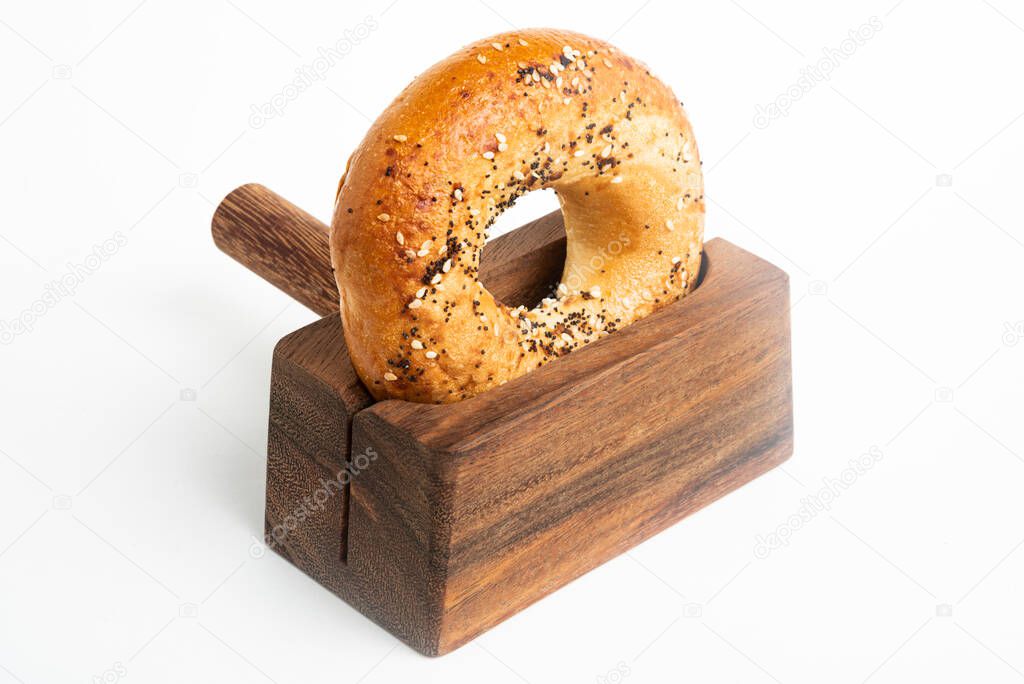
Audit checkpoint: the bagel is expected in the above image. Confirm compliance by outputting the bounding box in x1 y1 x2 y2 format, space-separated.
331 28 704 403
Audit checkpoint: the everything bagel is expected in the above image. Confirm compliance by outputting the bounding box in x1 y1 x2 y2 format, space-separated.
331 28 704 403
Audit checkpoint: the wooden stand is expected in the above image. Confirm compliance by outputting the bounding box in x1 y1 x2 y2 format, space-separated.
212 184 794 656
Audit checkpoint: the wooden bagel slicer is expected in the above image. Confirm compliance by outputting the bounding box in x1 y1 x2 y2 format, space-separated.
211 183 794 656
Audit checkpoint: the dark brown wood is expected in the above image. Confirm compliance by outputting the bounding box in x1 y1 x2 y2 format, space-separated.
263 196 794 656
211 183 567 315
211 184 338 316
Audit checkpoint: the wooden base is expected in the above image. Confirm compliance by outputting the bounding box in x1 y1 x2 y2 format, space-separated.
262 212 794 656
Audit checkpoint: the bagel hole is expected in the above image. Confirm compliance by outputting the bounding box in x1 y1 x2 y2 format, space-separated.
479 188 566 309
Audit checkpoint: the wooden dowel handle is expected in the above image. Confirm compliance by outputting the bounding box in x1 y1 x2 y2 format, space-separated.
212 183 339 316
213 183 569 316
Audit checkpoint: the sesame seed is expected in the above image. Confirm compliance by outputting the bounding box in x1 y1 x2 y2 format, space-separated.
395 231 404 245
477 54 487 64
561 332 573 344
469 207 480 216
672 256 682 264
573 149 584 157
513 170 526 181
532 70 540 82
498 142 508 152
420 240 433 251
392 134 407 142
417 248 429 257
404 249 417 259
495 132 507 143
482 151 495 159
384 372 398 381
590 286 602 298
603 58 613 68
408 299 423 309
556 76 563 88
442 259 453 273
601 144 613 157
416 287 427 298
611 176 623 184
518 38 529 46
411 339 424 349
677 197 685 210
425 350 438 359
563 97 572 105
666 219 675 231
377 213 390 222
491 42 503 51
557 283 568 295
454 188 463 201
431 273 442 284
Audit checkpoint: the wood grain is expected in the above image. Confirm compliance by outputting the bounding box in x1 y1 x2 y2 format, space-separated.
212 184 338 316
265 205 794 655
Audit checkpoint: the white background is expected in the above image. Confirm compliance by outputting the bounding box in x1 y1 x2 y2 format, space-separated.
2 0 1023 682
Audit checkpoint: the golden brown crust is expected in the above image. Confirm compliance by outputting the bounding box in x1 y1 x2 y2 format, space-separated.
330 28 704 403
